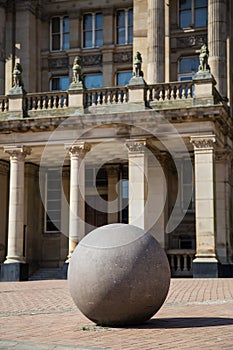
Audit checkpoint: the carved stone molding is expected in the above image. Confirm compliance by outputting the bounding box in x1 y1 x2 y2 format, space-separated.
190 135 216 150
4 146 31 161
82 54 102 66
125 140 147 153
114 51 133 63
176 34 207 48
48 57 69 70
65 142 91 158
215 149 232 162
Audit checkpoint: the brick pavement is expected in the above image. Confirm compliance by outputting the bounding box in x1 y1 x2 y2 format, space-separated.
0 279 233 350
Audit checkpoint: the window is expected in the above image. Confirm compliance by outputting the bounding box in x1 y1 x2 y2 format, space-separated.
84 74 103 88
181 159 194 211
178 56 199 81
50 16 70 51
51 77 69 91
45 170 61 232
83 13 103 48
179 0 208 29
116 8 133 45
117 71 132 86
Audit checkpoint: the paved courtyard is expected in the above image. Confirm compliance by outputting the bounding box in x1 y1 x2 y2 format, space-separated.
0 278 233 350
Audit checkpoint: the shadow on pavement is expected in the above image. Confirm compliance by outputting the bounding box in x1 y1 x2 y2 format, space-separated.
127 317 233 329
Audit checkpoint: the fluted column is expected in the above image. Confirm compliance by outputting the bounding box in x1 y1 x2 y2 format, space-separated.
4 146 31 264
66 142 91 261
147 0 165 83
191 135 218 277
126 140 147 229
208 0 227 99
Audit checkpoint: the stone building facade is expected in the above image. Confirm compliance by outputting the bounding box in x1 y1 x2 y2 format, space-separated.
0 0 233 280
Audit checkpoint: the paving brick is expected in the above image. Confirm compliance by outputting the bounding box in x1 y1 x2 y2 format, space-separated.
0 279 233 350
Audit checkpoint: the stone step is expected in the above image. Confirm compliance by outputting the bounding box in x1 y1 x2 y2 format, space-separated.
29 268 66 281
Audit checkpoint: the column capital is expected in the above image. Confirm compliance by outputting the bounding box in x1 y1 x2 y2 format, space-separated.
4 145 31 161
125 140 147 153
65 142 91 158
190 135 216 150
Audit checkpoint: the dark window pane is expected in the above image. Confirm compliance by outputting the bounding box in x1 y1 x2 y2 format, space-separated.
128 9 133 25
52 34 60 50
195 8 207 27
128 26 133 44
60 77 69 90
63 16 69 33
117 71 132 85
84 74 103 88
179 0 191 10
84 31 92 48
63 33 70 50
179 56 199 73
180 9 192 28
46 215 60 232
52 17 60 33
117 10 125 26
51 78 60 90
84 14 92 30
95 30 103 47
117 28 125 44
95 13 103 29
195 0 207 7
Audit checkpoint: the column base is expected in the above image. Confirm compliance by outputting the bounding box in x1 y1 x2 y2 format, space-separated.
193 259 219 278
0 263 28 281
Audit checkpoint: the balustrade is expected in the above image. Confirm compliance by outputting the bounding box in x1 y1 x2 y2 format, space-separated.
84 87 128 108
146 81 194 103
26 92 68 111
166 249 195 277
0 96 8 112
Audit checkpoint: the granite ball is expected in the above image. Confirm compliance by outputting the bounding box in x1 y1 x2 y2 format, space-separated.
68 223 170 326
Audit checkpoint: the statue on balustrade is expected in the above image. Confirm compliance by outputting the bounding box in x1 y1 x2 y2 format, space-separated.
69 56 83 89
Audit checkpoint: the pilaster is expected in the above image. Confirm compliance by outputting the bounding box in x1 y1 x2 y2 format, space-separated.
126 140 147 229
190 135 218 278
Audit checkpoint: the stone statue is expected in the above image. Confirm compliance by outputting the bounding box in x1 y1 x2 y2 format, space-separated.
72 56 82 84
12 62 24 88
69 56 83 89
133 51 143 77
198 44 210 72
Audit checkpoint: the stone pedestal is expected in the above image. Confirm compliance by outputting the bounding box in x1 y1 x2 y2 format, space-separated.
68 86 84 108
191 135 218 278
0 263 28 282
127 77 146 104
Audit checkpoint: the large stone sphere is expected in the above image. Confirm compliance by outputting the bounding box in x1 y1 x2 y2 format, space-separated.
68 224 170 326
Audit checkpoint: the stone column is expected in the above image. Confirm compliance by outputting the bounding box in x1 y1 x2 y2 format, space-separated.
147 0 165 84
106 165 119 224
190 135 218 278
0 2 6 94
215 151 231 264
1 146 31 281
208 0 227 99
66 142 91 262
126 140 147 229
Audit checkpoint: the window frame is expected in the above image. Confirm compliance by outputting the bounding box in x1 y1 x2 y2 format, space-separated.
116 8 133 45
44 169 62 233
181 158 195 212
116 71 133 86
83 12 103 49
50 16 70 52
50 76 70 91
178 55 199 81
178 0 208 29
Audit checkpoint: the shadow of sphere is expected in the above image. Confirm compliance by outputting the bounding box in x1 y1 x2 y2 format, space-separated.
68 223 171 326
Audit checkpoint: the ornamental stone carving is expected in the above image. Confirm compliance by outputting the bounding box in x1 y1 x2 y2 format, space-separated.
66 142 91 158
176 35 207 48
48 58 69 70
82 54 102 66
114 51 132 63
4 146 31 161
125 140 146 153
190 136 216 150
